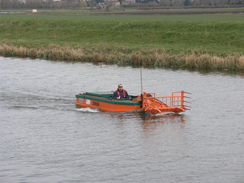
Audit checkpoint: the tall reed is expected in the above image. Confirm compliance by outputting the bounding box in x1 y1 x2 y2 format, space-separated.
0 43 243 72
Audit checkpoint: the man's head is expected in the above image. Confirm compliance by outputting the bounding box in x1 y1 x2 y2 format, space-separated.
118 84 123 90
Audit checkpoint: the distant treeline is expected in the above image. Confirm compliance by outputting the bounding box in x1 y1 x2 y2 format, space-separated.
0 0 244 9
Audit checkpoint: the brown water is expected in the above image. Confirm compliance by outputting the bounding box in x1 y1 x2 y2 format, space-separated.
0 57 244 183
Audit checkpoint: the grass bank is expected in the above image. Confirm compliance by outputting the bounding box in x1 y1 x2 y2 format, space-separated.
0 11 244 71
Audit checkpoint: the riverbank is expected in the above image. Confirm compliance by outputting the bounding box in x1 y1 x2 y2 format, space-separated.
0 10 244 71
1 43 243 71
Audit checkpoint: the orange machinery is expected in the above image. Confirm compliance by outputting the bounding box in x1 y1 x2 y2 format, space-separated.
140 91 191 114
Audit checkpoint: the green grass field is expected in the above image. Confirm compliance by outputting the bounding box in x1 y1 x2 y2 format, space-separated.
0 9 244 71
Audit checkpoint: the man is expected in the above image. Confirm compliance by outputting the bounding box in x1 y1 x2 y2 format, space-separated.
113 84 129 99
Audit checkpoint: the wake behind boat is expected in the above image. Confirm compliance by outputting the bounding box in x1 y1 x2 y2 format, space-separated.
76 91 190 115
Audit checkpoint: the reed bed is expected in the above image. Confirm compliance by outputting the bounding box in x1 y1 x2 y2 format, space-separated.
1 43 243 71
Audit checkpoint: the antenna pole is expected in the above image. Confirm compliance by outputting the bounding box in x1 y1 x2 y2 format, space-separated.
140 67 143 94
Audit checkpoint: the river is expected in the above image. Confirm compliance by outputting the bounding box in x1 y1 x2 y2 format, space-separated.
0 56 244 183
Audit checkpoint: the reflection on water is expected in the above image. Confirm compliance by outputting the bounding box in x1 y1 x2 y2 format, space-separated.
110 111 185 137
139 112 185 123
166 67 244 77
142 113 185 129
110 111 185 124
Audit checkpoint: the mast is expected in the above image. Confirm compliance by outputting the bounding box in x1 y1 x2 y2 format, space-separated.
140 67 143 94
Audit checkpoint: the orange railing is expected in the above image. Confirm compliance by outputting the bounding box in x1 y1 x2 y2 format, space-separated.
142 91 191 114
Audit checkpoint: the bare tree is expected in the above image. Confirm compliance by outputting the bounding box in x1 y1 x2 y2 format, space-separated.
1 0 13 8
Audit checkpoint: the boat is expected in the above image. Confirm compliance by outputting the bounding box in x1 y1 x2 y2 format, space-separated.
76 90 190 115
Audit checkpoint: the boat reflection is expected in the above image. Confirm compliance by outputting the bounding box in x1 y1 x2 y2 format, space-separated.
140 112 185 135
110 110 185 126
110 111 186 139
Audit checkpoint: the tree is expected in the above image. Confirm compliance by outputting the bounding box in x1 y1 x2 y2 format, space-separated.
183 0 191 6
87 0 97 7
81 0 87 7
1 0 13 8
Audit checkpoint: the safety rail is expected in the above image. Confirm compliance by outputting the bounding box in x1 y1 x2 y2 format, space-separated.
142 91 191 114
171 91 191 109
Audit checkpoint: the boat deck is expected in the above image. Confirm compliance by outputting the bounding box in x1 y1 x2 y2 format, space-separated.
76 91 141 105
83 91 114 98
